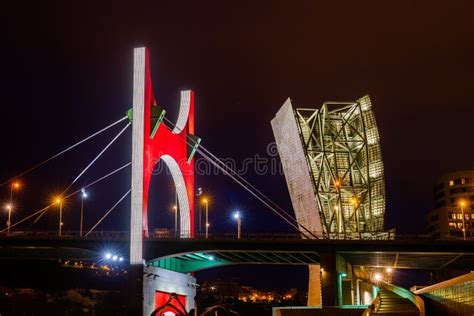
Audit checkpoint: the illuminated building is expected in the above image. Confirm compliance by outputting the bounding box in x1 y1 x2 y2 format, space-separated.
427 170 474 238
271 95 386 238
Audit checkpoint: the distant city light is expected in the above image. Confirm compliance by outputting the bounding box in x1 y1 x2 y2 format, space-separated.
119 257 124 262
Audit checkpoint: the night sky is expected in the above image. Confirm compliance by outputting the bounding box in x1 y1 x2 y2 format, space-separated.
0 1 473 289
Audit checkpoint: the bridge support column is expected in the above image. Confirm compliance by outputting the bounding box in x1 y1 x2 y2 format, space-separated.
127 264 144 315
143 266 196 315
320 251 338 307
307 265 322 306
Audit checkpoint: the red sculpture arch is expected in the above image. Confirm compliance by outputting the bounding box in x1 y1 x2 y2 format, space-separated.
132 47 198 240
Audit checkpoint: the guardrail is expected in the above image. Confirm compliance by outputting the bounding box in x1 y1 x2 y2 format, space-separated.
1 230 474 241
362 287 380 316
383 282 425 316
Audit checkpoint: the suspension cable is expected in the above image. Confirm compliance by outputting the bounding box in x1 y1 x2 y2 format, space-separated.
198 142 318 238
0 205 51 233
11 162 132 231
163 116 318 238
85 189 131 236
62 123 131 194
0 116 128 188
64 162 131 199
197 149 312 238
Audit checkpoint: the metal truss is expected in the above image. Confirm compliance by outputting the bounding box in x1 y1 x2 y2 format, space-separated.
294 95 385 236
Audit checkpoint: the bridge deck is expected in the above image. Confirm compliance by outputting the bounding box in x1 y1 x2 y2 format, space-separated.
0 234 474 271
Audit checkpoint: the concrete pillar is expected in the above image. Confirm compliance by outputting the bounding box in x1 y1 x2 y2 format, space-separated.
143 266 197 316
320 251 337 307
127 264 143 315
307 264 322 306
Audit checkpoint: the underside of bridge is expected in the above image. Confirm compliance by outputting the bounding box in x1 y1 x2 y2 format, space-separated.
147 250 320 273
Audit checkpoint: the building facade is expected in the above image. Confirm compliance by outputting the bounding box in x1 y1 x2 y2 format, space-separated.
271 95 386 238
426 170 474 238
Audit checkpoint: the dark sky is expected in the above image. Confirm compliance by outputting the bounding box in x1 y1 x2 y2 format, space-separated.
1 1 473 289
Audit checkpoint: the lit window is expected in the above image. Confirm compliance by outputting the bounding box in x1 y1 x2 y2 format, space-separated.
461 178 466 185
449 180 454 186
471 214 474 220
457 223 463 228
449 222 456 227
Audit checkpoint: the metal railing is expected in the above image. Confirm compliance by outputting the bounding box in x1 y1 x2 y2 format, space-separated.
1 229 474 241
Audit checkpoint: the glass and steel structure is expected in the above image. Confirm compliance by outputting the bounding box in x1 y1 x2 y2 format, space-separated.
272 95 385 238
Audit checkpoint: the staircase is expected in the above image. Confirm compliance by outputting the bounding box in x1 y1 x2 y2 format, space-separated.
373 288 419 315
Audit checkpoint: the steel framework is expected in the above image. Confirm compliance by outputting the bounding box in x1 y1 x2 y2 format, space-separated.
294 95 385 236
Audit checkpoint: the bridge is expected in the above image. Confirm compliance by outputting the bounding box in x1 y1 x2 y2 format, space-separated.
1 233 474 270
1 46 473 315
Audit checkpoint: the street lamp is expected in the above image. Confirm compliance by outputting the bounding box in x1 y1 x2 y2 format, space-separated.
233 211 241 239
203 198 209 238
8 181 21 235
80 189 87 237
5 204 12 235
172 205 178 236
196 187 203 235
54 197 63 236
460 200 467 240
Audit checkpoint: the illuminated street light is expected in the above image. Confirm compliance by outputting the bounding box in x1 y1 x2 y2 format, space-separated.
202 198 210 238
459 199 467 240
105 253 112 260
386 267 393 273
233 211 241 239
172 205 178 236
7 181 21 236
196 187 203 235
80 189 87 237
112 255 118 261
54 197 63 236
5 204 12 235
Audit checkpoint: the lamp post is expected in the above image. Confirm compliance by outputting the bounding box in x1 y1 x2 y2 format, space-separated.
233 211 241 239
5 204 12 235
196 187 203 235
173 205 178 236
460 200 467 240
80 189 87 237
8 181 21 235
203 198 209 238
55 197 63 236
